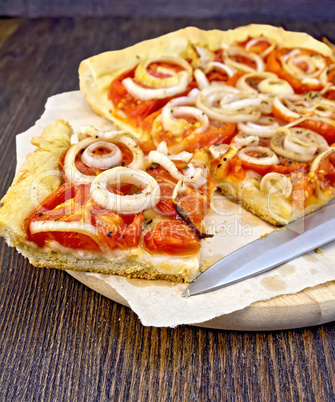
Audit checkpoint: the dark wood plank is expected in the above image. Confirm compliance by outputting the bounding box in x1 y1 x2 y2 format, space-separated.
1 0 335 22
0 18 18 47
0 17 334 401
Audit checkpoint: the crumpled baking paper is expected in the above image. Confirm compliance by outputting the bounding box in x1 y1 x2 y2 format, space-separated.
15 91 335 327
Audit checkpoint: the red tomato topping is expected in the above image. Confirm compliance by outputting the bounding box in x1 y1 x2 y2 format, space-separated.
144 220 200 254
316 154 335 190
108 67 197 129
266 48 326 93
146 163 181 218
26 183 143 252
272 103 335 144
154 119 236 153
213 156 309 182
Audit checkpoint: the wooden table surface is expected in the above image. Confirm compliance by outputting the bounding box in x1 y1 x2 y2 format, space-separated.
0 17 335 401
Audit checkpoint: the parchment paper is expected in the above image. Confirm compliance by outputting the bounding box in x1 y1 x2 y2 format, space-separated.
16 91 335 327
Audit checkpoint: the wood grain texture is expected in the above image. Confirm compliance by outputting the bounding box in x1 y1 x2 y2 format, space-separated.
68 271 335 331
1 0 335 22
0 17 335 401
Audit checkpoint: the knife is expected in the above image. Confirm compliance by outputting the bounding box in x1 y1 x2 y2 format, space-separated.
182 202 335 297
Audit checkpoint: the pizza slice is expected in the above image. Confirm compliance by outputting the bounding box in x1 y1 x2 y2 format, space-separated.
79 25 335 225
206 124 335 225
0 120 215 282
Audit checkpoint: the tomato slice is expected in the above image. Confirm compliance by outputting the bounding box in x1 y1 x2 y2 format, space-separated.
225 71 245 87
144 220 200 255
214 156 309 182
266 48 325 93
316 155 335 190
173 182 212 235
92 209 143 249
291 172 315 209
154 119 236 153
108 67 197 129
29 231 102 251
272 104 335 144
146 164 179 218
27 183 143 252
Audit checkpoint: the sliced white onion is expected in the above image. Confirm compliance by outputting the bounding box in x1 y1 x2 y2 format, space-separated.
182 163 208 187
270 128 322 162
196 84 262 123
167 88 199 107
236 72 276 93
65 137 107 184
169 151 193 162
320 65 335 86
283 136 316 155
30 221 109 254
282 127 325 156
238 146 279 165
223 45 265 73
257 77 294 95
90 167 160 214
148 150 206 186
148 150 184 180
161 105 209 135
134 56 192 89
194 46 214 69
209 144 229 159
156 141 168 155
114 134 145 170
30 220 97 236
81 141 122 170
64 133 144 184
274 93 335 121
272 96 301 119
245 37 276 58
285 127 327 154
260 172 292 197
308 94 335 118
302 77 321 86
204 61 235 78
258 94 273 114
194 69 210 89
232 133 259 147
238 116 279 138
123 75 190 100
280 50 326 83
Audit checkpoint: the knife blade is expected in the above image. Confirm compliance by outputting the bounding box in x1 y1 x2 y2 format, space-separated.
182 202 335 297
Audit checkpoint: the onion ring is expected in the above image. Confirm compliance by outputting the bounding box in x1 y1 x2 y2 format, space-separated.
238 116 279 138
260 172 292 197
90 167 160 214
223 45 265 73
81 141 122 170
238 146 279 165
196 84 262 123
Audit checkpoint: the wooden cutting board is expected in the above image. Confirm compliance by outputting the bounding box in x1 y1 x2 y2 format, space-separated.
68 272 335 330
